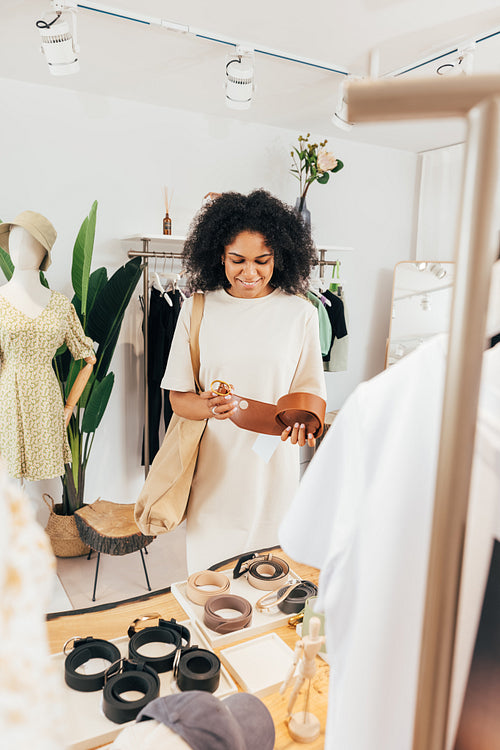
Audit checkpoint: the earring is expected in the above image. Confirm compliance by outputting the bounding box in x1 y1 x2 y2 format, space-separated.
221 259 225 265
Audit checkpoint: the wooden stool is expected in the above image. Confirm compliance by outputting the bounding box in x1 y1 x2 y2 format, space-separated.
74 500 156 601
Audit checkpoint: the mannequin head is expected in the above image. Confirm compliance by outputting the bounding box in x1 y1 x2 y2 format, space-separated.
9 226 47 271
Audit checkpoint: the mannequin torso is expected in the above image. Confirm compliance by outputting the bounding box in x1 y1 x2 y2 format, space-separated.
0 226 51 317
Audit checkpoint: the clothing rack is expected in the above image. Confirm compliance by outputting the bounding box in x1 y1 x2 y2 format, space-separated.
349 76 500 750
128 241 185 476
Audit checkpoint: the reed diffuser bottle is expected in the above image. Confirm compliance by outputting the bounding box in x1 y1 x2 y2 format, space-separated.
162 185 173 235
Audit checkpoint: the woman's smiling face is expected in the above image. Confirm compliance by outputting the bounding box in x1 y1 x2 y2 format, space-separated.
222 231 275 299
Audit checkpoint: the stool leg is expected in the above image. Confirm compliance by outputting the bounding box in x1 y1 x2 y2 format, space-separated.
139 548 152 592
92 552 101 602
87 549 93 560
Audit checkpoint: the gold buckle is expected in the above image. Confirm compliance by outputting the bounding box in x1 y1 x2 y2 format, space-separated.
127 612 162 637
210 379 233 396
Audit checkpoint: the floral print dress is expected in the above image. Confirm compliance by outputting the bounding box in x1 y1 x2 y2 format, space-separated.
0 291 94 480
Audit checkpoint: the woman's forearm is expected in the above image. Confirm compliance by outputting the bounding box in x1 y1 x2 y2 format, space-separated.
169 390 212 420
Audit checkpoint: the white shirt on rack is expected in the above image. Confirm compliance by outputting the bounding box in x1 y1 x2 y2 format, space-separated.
280 334 500 750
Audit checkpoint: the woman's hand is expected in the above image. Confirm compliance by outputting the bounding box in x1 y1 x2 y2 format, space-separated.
281 422 316 448
199 390 239 420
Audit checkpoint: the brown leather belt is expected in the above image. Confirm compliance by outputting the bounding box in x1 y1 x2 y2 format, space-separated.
210 381 326 438
203 594 253 634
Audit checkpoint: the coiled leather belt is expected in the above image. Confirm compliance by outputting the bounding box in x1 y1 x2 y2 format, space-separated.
173 646 221 693
210 380 326 438
233 552 290 591
186 570 231 605
256 580 317 613
203 594 253 634
102 658 160 724
128 618 191 673
276 580 318 614
63 636 121 692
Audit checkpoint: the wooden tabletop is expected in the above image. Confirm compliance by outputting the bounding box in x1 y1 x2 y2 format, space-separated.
47 549 328 749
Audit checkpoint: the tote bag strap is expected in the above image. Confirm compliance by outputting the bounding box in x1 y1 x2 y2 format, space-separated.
189 292 205 394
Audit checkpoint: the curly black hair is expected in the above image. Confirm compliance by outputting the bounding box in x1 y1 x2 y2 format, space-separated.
183 189 317 295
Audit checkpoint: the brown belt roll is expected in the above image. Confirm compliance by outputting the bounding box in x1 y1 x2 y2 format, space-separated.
229 391 326 438
203 594 253 634
186 570 231 605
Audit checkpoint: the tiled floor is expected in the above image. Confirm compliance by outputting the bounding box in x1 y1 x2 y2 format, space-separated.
50 523 188 613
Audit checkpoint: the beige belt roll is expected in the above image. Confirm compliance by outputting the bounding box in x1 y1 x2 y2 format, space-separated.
186 570 231 606
244 555 290 591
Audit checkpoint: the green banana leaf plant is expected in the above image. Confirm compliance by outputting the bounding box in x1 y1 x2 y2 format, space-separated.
0 203 143 514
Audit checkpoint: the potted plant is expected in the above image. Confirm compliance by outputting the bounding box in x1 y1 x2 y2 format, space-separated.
290 134 344 225
0 201 142 553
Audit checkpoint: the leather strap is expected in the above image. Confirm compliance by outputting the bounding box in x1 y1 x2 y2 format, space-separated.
203 594 253 634
233 552 290 591
128 618 191 673
256 580 314 613
229 391 326 438
186 570 231 605
64 636 121 692
102 658 160 724
173 646 221 693
189 292 205 394
276 580 318 614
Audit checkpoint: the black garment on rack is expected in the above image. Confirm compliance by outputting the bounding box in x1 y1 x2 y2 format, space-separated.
142 287 182 465
321 289 348 362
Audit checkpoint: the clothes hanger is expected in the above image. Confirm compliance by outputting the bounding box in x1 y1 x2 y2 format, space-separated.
308 278 331 307
151 271 173 307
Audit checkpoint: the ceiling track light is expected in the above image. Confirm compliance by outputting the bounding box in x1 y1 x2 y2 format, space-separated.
332 78 354 131
436 44 475 77
36 1 79 76
225 46 255 110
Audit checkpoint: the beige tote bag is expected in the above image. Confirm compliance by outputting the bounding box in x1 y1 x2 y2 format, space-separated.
135 292 206 536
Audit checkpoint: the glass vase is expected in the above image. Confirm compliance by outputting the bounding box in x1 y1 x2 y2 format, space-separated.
295 196 311 228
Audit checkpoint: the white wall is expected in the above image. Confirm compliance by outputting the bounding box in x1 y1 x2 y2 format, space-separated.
0 76 418 512
415 143 465 262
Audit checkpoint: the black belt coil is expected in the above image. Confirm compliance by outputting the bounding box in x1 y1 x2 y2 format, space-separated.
174 646 221 694
277 580 318 614
128 618 191 673
102 658 160 724
64 637 121 692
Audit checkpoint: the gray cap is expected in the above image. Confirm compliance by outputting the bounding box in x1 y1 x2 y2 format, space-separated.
137 691 275 750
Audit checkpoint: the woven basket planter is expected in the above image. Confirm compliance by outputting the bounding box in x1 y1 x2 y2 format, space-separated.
43 493 90 558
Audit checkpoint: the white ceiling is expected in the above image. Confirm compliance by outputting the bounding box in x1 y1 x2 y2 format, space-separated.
2 0 500 152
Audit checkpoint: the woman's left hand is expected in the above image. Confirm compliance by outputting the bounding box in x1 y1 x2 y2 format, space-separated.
281 422 316 448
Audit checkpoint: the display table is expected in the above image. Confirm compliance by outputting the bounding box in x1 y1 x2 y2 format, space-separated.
46 548 328 749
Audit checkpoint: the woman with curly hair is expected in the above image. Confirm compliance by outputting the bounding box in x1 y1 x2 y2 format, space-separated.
162 189 326 572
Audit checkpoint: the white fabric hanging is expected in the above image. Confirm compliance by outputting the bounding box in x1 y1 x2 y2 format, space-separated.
280 333 500 750
0 464 64 749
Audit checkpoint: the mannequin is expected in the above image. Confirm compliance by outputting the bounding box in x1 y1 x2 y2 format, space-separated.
0 210 96 480
0 225 96 427
281 616 325 742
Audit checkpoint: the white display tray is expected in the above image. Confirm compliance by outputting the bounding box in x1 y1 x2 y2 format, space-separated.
171 568 300 647
220 633 295 697
53 619 237 750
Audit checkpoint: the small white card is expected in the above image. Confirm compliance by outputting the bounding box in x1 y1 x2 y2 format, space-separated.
252 434 281 463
